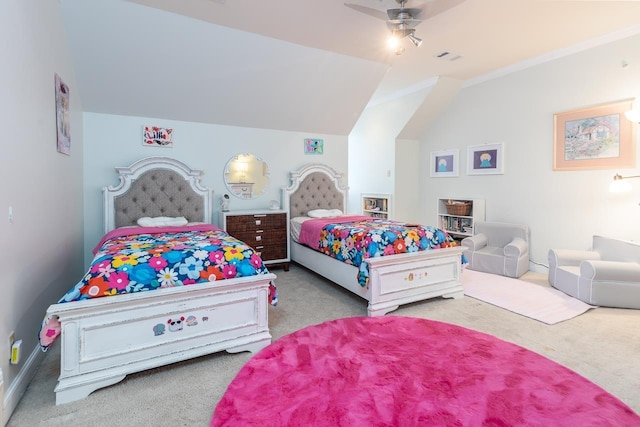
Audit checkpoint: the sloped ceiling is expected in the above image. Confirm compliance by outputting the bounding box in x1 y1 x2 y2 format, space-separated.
59 0 389 134
59 0 640 135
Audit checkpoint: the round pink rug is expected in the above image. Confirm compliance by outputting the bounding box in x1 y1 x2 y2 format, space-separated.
212 316 639 426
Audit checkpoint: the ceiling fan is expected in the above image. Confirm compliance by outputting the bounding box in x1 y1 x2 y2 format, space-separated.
345 0 465 54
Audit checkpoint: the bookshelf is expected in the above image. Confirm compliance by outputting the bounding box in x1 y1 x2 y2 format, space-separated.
436 198 485 239
362 193 392 219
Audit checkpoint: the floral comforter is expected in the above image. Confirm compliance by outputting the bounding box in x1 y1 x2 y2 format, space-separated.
298 216 464 287
39 224 277 350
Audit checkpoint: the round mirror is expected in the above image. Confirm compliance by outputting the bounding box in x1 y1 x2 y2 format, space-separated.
224 153 270 199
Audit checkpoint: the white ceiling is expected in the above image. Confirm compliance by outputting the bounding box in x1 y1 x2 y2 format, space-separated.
59 0 640 135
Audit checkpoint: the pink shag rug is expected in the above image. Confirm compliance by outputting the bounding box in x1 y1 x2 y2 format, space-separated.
211 316 639 426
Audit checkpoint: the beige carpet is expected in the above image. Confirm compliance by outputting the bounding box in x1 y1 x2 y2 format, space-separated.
462 269 595 324
6 265 640 426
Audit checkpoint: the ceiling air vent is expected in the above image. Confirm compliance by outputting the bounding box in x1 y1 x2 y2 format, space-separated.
435 51 462 61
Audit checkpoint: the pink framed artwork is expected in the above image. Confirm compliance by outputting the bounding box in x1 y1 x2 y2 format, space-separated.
553 100 635 171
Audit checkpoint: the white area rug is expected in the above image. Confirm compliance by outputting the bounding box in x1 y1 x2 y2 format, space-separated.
462 269 596 324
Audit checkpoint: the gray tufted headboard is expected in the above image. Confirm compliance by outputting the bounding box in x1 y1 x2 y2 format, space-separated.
103 157 213 233
282 163 348 219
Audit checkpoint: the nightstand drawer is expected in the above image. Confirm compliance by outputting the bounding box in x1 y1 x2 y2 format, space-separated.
253 244 287 261
226 213 286 232
233 229 286 246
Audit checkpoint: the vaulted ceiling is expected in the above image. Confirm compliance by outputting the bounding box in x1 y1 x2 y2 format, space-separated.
59 0 640 135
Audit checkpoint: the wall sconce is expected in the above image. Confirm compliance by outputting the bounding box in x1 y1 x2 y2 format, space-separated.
609 173 640 193
625 102 640 123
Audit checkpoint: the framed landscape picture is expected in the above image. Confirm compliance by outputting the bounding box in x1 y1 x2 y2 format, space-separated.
553 99 635 171
430 149 459 177
467 143 504 175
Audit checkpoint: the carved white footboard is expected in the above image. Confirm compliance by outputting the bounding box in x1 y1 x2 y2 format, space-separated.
291 241 463 316
365 247 464 316
49 274 275 405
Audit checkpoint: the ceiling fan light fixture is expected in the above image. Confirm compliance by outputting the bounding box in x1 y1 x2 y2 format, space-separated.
408 34 422 47
387 36 401 49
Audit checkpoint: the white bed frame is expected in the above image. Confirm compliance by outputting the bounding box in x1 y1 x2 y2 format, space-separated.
47 157 276 405
283 163 464 316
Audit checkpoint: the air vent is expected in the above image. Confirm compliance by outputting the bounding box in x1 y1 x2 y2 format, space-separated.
435 51 462 61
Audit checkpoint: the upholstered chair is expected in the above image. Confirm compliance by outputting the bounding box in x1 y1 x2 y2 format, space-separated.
548 235 640 309
461 222 530 278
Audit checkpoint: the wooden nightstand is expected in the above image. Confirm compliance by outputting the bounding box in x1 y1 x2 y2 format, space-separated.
220 209 290 271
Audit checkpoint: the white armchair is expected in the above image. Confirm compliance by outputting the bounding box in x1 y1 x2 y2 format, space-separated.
548 236 640 309
461 222 530 278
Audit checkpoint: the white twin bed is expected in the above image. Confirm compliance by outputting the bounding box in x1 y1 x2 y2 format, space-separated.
44 157 276 405
282 163 465 317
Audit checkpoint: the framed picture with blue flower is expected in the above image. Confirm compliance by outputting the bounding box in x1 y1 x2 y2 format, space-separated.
304 138 323 155
467 143 504 175
430 149 459 177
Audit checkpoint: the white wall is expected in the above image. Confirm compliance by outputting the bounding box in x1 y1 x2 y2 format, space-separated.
82 113 348 266
0 1 84 423
394 138 421 222
419 33 640 267
348 89 429 217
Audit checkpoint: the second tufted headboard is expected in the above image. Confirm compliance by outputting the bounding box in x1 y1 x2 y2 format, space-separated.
282 163 348 219
103 157 214 233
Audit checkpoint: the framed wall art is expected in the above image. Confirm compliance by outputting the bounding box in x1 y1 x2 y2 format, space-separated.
55 73 71 155
467 143 504 175
430 149 459 177
304 138 323 155
553 99 635 171
143 126 174 147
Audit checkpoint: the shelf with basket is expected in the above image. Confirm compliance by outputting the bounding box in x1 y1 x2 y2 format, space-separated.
362 193 392 219
437 198 485 239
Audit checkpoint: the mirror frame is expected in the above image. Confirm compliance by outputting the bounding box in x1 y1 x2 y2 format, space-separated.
223 153 270 199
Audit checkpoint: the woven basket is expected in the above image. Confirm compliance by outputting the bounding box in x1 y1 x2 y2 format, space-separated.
445 201 471 216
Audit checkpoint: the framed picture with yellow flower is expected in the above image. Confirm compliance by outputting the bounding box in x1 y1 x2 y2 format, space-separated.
467 143 504 175
430 149 459 177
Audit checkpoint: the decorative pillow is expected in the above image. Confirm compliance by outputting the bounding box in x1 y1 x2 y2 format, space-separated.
39 315 61 351
137 216 189 227
307 209 343 218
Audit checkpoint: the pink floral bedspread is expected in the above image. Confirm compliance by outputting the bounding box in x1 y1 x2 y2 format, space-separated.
39 224 277 351
298 216 463 287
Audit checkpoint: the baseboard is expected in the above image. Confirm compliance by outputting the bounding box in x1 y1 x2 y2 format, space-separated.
1 369 4 427
3 344 43 426
529 261 548 274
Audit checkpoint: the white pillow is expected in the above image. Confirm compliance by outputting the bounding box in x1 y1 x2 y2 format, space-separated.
290 216 311 225
307 209 343 218
137 216 189 227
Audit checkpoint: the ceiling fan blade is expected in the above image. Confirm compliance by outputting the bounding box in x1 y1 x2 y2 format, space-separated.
420 0 466 20
344 3 388 21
